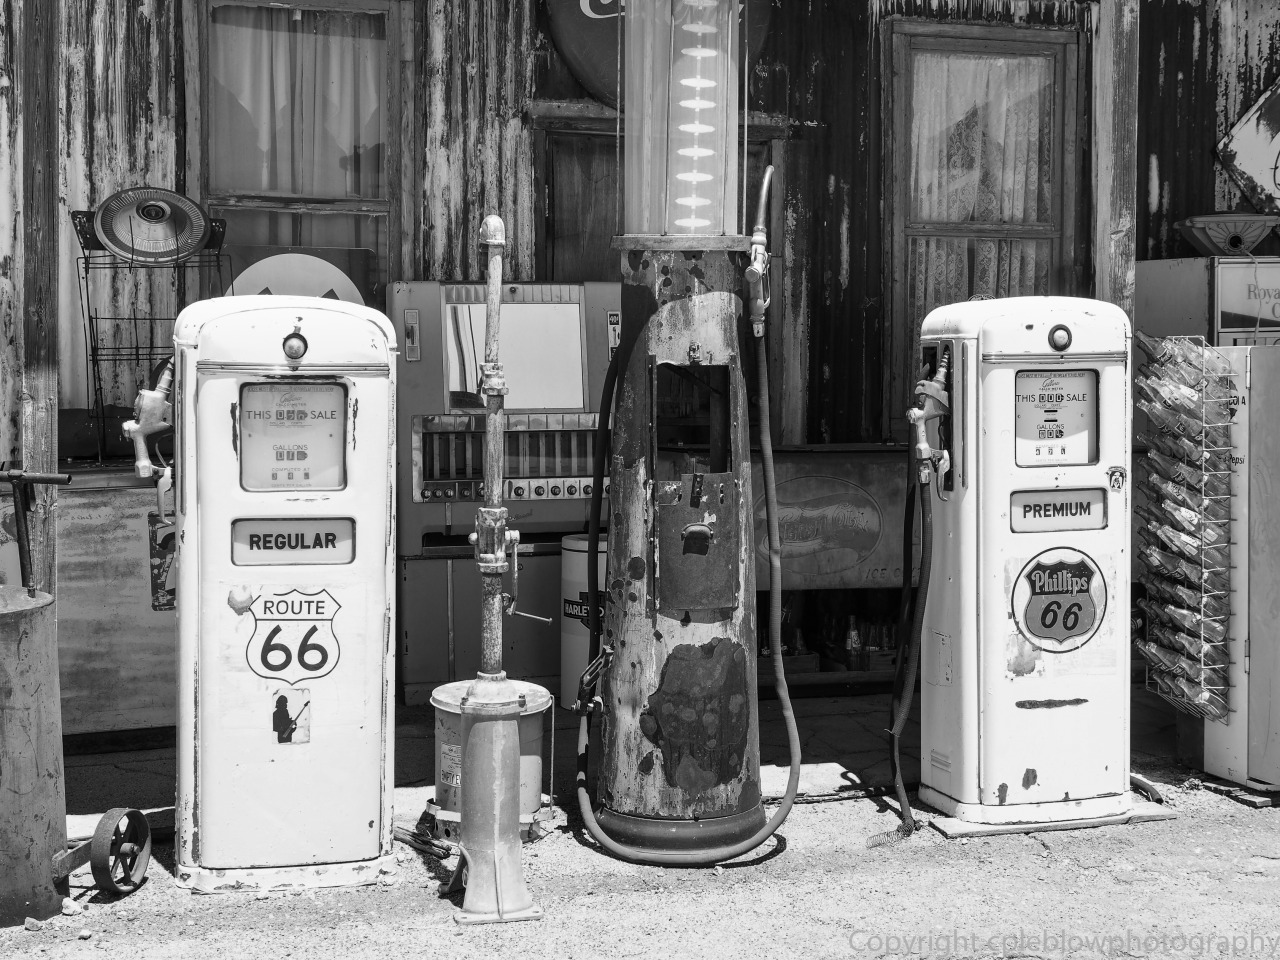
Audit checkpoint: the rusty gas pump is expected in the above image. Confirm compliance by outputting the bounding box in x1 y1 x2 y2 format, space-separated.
571 0 801 866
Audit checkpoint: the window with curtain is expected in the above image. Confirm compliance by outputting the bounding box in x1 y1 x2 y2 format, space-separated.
206 2 396 307
886 23 1082 436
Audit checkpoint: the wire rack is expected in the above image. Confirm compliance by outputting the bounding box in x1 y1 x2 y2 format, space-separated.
72 210 229 459
1133 334 1234 723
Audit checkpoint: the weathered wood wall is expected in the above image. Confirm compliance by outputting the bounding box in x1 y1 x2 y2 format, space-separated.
421 0 539 282
0 0 20 465
752 1 1092 443
58 2 180 414
2 0 1263 455
1139 0 1280 259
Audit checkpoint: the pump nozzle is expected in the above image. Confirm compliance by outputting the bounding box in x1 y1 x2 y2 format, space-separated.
122 361 174 479
746 165 774 338
905 348 951 482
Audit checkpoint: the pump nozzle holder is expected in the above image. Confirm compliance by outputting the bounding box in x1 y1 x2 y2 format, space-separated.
907 349 952 476
122 361 174 479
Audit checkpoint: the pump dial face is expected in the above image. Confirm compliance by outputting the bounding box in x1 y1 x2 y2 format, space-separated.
1013 370 1098 466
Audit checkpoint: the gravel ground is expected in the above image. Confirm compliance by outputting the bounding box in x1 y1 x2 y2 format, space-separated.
5 698 1280 960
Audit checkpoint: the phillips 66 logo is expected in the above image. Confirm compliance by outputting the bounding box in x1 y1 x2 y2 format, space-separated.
1010 548 1108 652
243 588 342 685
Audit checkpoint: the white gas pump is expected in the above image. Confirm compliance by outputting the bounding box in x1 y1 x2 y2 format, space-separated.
170 296 397 891
916 297 1134 827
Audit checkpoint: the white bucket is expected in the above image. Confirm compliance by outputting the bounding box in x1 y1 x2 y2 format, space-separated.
428 679 552 843
560 533 607 706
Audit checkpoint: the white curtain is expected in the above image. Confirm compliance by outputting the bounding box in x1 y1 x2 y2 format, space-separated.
210 6 385 249
211 6 384 199
906 51 1054 322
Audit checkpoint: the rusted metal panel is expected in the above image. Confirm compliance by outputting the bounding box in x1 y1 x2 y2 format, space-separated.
1139 1 1280 261
1215 0 1280 212
58 1 180 412
0 481 177 735
748 446 915 589
1136 0 1219 260
0 0 20 464
422 0 538 283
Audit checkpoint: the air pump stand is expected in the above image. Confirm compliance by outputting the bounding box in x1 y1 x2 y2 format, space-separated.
439 216 544 924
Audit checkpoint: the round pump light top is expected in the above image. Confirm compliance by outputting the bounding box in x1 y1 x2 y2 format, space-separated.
1048 324 1072 351
282 331 308 360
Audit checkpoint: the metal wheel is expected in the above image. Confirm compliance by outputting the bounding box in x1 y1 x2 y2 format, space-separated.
90 808 151 895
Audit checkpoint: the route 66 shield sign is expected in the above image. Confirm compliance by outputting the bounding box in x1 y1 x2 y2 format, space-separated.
245 588 342 685
1010 548 1107 653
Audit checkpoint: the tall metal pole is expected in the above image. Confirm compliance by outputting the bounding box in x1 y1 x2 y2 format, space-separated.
443 215 543 925
478 217 507 676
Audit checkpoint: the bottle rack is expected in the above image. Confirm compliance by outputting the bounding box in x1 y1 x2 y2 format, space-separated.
1133 334 1235 723
72 210 228 459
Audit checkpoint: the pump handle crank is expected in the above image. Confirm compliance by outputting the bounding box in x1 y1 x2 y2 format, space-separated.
502 531 553 623
1 468 73 596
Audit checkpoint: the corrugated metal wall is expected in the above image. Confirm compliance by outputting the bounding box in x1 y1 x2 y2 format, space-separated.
1139 0 1280 260
751 0 1090 443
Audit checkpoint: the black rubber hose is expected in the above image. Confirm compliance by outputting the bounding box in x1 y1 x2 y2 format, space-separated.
867 436 933 848
585 345 621 664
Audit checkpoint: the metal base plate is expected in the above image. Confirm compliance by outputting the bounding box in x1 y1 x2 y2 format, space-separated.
1200 775 1280 808
926 800 1174 839
175 852 395 894
919 784 1133 825
595 803 766 853
454 903 545 925
918 785 1176 837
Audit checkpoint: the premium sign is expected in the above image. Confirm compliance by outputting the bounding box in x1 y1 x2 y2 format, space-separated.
232 518 355 565
1013 370 1098 466
1010 489 1107 533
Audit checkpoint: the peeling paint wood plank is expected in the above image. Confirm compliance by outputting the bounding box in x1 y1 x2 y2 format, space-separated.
22 0 60 593
1093 0 1141 317
60 1 179 411
422 0 537 282
0 0 21 462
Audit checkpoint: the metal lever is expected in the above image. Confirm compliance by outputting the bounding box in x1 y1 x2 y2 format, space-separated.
122 361 174 479
502 531 552 624
155 466 173 525
1 468 73 596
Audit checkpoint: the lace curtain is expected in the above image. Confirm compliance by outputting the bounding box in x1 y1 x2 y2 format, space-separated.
209 6 385 253
210 6 385 201
906 51 1055 322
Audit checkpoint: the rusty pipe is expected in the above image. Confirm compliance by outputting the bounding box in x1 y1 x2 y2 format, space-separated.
476 214 510 678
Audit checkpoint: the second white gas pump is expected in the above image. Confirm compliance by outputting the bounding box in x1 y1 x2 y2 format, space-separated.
914 297 1134 827
169 296 397 890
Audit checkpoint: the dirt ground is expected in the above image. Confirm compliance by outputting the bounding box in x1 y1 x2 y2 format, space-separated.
5 691 1280 960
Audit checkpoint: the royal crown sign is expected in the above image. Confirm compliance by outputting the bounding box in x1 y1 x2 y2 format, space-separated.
1218 78 1280 214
